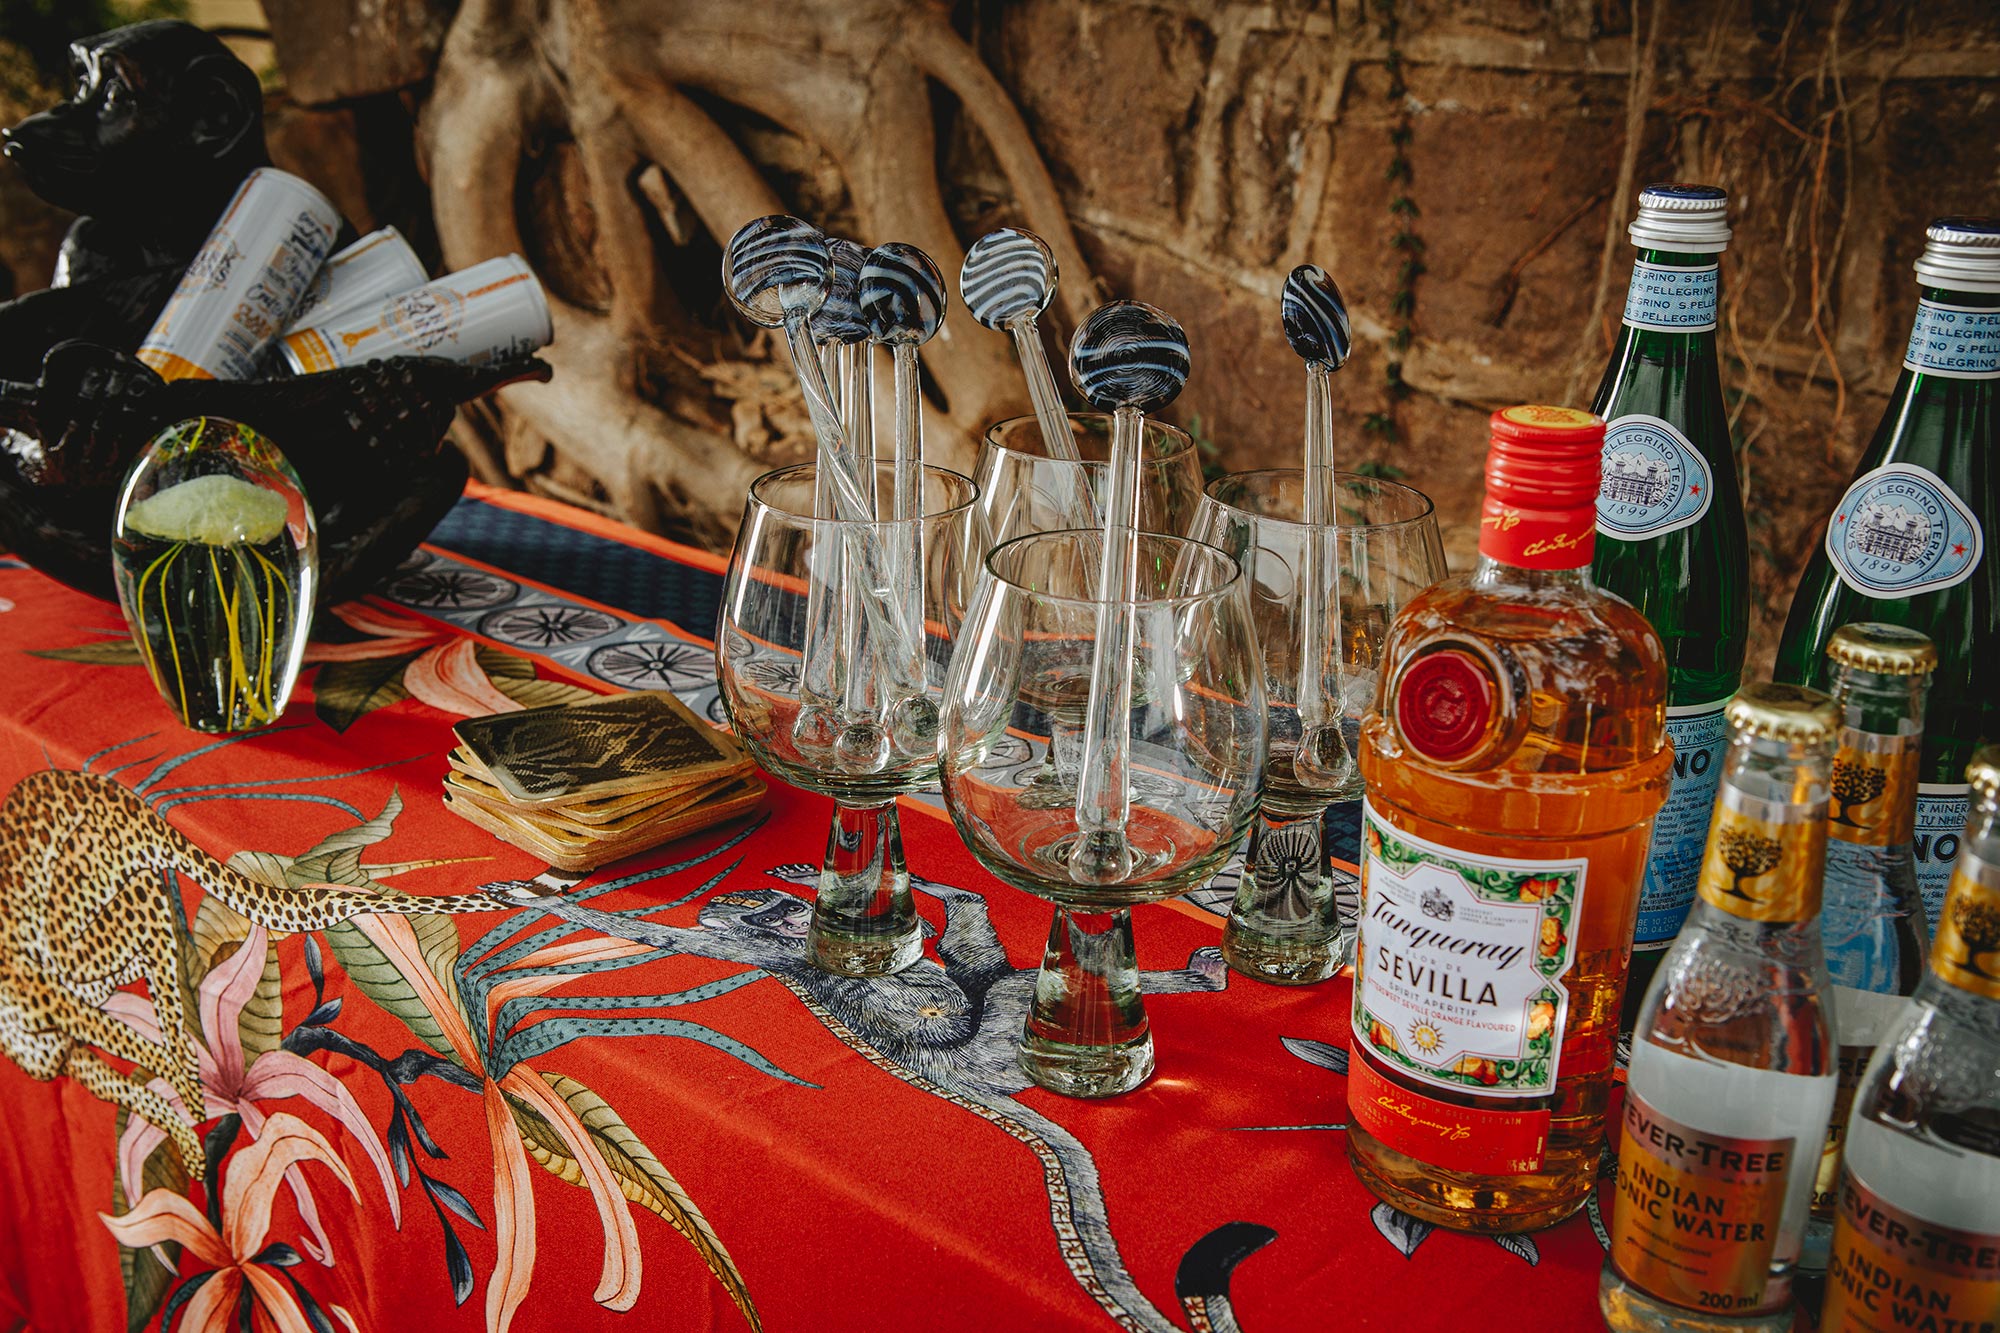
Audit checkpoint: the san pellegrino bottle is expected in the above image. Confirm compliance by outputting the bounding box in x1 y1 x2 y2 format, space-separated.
1820 746 2000 1331
1589 184 1750 1030
1804 624 1935 1268
1602 684 1841 1332
1777 218 2000 925
1353 406 1670 1233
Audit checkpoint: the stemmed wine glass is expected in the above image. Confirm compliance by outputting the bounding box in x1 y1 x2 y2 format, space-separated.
1194 469 1446 983
718 461 984 976
938 530 1265 1096
973 412 1206 811
975 412 1205 547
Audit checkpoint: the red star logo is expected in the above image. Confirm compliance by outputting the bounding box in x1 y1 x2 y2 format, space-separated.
1837 512 1848 523
1954 542 1967 556
1690 485 1702 496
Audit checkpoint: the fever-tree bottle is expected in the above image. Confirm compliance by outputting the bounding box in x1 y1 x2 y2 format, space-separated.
1820 746 2000 1331
1805 624 1936 1267
1777 219 2000 924
1602 684 1840 1331
1589 185 1750 1028
1352 405 1671 1233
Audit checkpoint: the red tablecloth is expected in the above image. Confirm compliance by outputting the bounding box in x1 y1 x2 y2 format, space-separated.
0 485 1618 1332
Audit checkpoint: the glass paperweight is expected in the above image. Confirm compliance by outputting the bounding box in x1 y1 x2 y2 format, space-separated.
111 416 317 733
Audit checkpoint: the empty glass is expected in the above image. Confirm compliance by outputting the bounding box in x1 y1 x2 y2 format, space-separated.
1194 470 1446 983
975 412 1204 547
718 461 983 976
938 531 1265 1096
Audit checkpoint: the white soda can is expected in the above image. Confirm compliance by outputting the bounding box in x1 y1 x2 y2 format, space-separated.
279 255 553 374
283 227 428 331
138 167 343 382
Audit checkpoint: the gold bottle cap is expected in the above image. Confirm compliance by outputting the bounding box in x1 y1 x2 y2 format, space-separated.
1970 745 2000 800
1725 682 1840 745
1825 623 1939 676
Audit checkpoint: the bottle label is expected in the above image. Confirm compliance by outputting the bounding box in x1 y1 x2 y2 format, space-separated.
1811 1044 1877 1220
1634 699 1732 949
1697 786 1826 922
1825 463 1984 599
1596 415 1715 540
1929 848 2000 1003
1623 261 1720 333
1917 785 1972 925
1354 802 1584 1100
1822 1171 2000 1331
1830 733 1920 846
1902 299 2000 379
1346 1050 1552 1176
1611 1089 1795 1314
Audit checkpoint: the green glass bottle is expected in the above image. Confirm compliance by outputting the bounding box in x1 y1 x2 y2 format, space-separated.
1589 184 1750 1028
1776 218 2000 927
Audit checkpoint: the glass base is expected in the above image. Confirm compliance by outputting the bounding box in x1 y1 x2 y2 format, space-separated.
1221 917 1348 984
1796 1213 1831 1273
1599 1264 1793 1333
1019 1028 1155 1098
808 921 924 977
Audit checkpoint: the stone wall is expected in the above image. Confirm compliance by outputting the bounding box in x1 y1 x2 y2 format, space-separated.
5 0 1997 673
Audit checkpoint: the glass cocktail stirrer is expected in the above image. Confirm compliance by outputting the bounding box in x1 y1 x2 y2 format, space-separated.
1066 301 1193 885
1280 265 1356 792
722 215 923 771
961 227 1097 531
810 238 874 740
858 241 949 759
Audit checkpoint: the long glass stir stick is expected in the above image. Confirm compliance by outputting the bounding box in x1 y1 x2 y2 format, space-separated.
1067 301 1191 885
961 228 1099 529
859 243 949 758
1280 265 1355 790
807 240 872 741
724 218 923 759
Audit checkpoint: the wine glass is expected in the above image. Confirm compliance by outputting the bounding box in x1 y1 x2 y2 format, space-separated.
718 461 983 976
975 412 1204 547
938 530 1265 1096
1194 469 1446 983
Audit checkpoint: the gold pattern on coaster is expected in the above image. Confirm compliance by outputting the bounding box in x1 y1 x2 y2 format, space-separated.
442 690 764 870
454 690 744 806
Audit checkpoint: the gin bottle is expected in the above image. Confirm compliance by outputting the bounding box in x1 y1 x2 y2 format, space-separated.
1601 684 1841 1331
1588 185 1750 1029
1777 218 2000 925
1352 405 1671 1233
1820 746 2000 1330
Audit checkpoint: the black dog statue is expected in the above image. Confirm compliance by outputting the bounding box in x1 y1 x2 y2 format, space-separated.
0 21 548 607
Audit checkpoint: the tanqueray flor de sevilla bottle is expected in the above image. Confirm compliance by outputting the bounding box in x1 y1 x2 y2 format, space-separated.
1805 623 1936 1269
1820 745 2000 1332
1602 684 1841 1332
1350 405 1672 1232
1587 184 1750 1031
1777 218 2000 927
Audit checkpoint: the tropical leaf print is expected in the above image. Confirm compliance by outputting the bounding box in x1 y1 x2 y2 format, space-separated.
237 937 284 1065
314 651 420 732
112 1109 188 1333
28 637 145 665
510 1073 763 1333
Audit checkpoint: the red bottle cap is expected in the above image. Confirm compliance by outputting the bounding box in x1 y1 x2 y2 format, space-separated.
1479 405 1603 569
1395 649 1495 763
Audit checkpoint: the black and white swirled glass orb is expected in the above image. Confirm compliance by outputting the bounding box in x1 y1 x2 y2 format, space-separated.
1068 300 1191 413
814 238 872 345
859 243 948 346
723 215 831 328
1280 265 1351 370
959 227 1057 330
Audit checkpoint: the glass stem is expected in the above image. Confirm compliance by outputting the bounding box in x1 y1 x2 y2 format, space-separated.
1027 908 1149 1056
810 799 921 976
1223 808 1345 985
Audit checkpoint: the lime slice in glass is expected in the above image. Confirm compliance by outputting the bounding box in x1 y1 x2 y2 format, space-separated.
124 473 290 546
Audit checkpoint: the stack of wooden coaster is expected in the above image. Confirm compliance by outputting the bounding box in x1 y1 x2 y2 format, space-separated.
443 691 764 872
